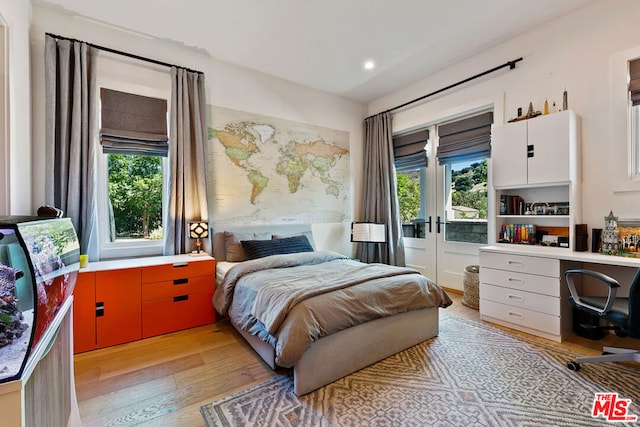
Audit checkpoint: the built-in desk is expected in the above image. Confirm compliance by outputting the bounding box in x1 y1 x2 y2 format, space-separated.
479 245 640 342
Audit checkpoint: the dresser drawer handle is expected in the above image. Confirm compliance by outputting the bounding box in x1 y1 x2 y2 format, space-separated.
173 262 188 268
174 278 189 285
507 260 524 267
508 294 525 303
96 302 104 317
507 311 524 319
174 295 189 302
507 277 525 285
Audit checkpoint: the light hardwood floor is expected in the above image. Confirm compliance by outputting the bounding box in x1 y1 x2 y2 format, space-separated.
73 290 640 426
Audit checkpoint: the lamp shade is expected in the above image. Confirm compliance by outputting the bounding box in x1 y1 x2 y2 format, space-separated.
189 222 209 239
351 222 386 243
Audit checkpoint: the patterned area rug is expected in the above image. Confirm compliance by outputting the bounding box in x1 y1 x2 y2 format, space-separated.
201 313 640 426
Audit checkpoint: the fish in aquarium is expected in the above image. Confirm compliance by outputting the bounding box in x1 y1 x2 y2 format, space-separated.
0 263 28 348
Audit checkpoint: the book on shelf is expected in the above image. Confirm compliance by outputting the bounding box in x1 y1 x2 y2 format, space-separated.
500 195 524 215
499 223 536 244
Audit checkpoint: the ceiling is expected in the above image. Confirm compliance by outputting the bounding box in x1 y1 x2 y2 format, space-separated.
34 0 594 103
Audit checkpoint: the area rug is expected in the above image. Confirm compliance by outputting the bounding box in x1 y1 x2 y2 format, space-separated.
201 313 640 426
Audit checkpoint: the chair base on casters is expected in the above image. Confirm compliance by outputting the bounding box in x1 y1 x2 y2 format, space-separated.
567 347 640 371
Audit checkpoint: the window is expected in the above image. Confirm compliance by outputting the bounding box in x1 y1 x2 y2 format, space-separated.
107 153 164 242
97 80 170 258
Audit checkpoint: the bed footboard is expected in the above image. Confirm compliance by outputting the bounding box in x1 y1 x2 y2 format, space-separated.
231 307 440 396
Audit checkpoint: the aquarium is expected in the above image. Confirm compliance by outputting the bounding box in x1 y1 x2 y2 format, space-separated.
0 216 79 384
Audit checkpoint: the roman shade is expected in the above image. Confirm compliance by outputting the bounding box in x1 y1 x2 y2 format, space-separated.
630 57 640 107
393 129 429 171
100 88 169 156
436 111 493 165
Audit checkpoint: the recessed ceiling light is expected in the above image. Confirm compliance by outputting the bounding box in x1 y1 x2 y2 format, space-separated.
364 60 375 71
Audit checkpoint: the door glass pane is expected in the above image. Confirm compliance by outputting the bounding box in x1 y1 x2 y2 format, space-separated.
397 167 426 238
445 159 488 243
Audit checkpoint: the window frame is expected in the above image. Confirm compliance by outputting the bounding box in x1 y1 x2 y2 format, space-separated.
97 151 168 259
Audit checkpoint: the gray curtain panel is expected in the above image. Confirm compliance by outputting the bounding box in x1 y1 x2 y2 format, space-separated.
358 112 405 266
44 35 99 257
164 67 210 255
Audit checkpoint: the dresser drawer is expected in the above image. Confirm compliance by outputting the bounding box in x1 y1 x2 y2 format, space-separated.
480 251 559 277
480 299 560 336
142 291 215 338
480 267 560 297
142 275 213 301
141 259 215 283
480 283 560 316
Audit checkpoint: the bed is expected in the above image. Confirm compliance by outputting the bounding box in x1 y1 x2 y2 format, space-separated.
212 225 452 395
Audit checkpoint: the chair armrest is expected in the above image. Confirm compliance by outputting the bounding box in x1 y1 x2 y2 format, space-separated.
564 269 620 316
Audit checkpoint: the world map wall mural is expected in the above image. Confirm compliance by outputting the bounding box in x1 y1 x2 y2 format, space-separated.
207 106 350 226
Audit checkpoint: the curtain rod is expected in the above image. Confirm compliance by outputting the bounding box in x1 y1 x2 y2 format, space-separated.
366 57 523 120
45 32 204 75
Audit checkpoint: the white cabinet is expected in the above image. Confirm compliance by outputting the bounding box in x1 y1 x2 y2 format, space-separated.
492 119 527 187
492 110 580 187
527 112 574 185
490 110 582 250
479 249 572 342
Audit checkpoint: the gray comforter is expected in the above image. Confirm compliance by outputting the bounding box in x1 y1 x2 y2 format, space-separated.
213 250 452 367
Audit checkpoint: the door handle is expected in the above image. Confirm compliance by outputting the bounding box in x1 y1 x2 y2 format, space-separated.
436 216 443 233
427 216 432 233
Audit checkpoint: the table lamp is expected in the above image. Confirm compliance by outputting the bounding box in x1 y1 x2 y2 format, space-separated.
351 222 386 263
189 221 209 255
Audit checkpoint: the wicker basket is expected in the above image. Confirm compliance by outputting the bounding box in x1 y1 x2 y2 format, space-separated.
462 265 480 310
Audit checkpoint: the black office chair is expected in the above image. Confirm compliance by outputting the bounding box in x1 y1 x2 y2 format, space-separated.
564 268 640 371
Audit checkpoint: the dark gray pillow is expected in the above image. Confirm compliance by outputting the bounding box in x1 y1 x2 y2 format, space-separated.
272 231 316 249
241 235 314 260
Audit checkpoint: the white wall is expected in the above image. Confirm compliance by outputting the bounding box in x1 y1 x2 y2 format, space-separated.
29 6 365 255
368 0 640 235
0 0 31 215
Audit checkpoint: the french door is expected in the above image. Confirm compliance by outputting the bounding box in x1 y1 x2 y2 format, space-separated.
402 129 488 291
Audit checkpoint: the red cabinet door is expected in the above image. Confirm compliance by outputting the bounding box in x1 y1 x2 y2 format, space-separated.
72 272 97 353
95 268 142 348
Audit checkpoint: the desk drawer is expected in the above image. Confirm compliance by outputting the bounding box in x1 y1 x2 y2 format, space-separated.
480 283 560 316
141 259 215 283
480 251 559 277
480 299 560 336
480 267 560 297
142 291 214 338
142 275 213 301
